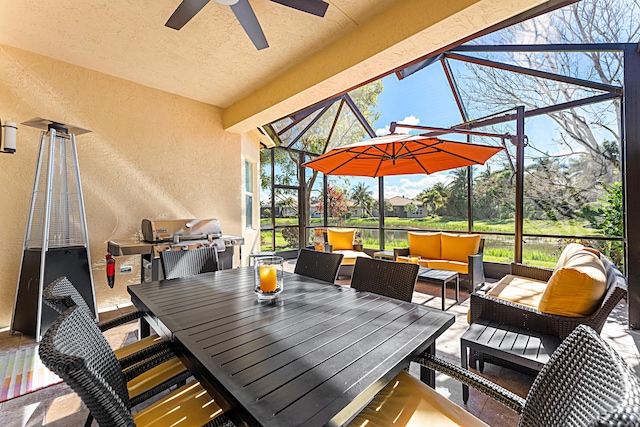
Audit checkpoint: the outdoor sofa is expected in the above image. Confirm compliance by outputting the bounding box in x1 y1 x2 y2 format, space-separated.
394 231 485 292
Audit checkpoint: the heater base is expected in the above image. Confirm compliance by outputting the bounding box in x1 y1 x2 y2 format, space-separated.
12 247 96 340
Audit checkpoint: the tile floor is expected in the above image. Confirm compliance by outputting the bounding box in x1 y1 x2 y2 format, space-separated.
1 262 638 426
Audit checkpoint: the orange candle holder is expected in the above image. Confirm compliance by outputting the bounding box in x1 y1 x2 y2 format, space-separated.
254 256 284 301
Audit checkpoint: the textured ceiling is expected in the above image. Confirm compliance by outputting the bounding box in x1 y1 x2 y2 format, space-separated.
0 0 566 132
0 0 390 108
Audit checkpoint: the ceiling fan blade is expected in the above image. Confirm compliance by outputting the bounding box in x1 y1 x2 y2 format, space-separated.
165 0 211 30
270 0 329 17
230 0 269 50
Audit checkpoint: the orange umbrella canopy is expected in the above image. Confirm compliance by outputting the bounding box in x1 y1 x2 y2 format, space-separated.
302 133 505 177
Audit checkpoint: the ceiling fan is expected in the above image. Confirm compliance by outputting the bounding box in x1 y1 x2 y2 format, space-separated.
165 0 330 50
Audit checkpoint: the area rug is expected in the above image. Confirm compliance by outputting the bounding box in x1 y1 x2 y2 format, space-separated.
0 345 61 402
0 330 138 402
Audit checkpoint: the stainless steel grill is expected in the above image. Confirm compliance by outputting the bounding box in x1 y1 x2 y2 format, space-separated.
108 218 244 283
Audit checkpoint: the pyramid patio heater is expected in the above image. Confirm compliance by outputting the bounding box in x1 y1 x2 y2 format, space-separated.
11 118 98 341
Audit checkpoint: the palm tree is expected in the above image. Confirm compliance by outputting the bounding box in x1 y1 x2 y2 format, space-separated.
350 182 374 217
421 190 444 217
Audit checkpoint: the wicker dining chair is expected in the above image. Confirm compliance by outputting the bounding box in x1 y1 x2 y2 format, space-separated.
293 248 344 283
350 257 419 302
39 305 237 427
160 246 220 280
43 277 190 411
350 324 640 427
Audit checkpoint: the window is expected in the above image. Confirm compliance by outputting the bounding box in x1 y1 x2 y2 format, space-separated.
245 161 254 229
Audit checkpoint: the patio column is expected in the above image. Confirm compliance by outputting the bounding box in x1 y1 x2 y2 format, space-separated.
624 45 640 329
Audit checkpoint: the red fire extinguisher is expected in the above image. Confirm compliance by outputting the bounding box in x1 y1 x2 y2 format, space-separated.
106 253 116 288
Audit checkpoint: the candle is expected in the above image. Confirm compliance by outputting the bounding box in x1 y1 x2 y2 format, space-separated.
260 265 278 292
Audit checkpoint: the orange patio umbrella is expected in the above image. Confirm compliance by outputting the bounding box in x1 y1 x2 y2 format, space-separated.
302 133 505 177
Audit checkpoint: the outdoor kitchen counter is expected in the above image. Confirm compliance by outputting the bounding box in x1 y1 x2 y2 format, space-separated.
128 268 455 427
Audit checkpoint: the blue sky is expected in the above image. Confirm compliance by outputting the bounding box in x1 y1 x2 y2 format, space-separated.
368 65 466 199
358 56 612 200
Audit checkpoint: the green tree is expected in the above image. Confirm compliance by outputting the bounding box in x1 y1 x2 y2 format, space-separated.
260 81 383 226
442 168 468 218
350 182 375 217
405 202 418 216
421 189 444 217
473 167 515 220
459 0 633 227
594 181 624 266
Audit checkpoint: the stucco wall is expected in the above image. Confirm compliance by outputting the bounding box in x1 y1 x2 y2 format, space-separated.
0 44 250 328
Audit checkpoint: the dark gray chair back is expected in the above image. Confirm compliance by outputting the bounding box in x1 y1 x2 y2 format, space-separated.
350 257 419 302
43 276 93 316
294 248 344 283
39 305 136 426
160 246 219 280
519 324 640 426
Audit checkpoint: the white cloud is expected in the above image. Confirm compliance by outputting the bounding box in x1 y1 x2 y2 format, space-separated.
376 115 421 136
384 174 452 199
398 115 421 126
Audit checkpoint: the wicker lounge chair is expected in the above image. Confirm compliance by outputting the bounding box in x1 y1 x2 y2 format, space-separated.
350 257 419 302
160 246 220 280
350 324 640 426
294 248 344 283
469 255 627 339
39 305 237 427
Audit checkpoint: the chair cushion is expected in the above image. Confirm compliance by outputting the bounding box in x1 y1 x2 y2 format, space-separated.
486 274 548 309
334 249 370 265
441 233 481 263
347 370 489 427
127 357 187 400
408 232 441 260
539 251 607 317
327 228 356 251
113 334 164 360
133 381 224 427
425 260 469 275
395 255 428 268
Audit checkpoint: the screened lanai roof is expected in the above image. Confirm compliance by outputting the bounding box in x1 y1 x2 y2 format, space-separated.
258 0 640 326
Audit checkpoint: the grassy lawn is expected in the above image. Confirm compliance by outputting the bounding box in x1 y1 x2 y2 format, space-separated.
262 216 600 235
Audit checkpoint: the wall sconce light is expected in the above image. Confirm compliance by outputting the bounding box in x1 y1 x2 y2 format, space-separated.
1 119 17 153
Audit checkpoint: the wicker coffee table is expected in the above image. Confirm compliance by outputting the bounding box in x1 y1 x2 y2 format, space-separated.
417 267 459 311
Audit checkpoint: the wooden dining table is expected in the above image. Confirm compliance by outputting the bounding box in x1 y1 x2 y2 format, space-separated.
128 267 455 427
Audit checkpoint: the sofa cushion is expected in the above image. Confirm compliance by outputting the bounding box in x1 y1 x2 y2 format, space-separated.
554 243 601 272
486 275 548 309
327 228 355 251
554 243 585 272
539 251 607 317
426 260 469 275
441 233 481 263
408 232 441 259
347 370 489 427
334 249 370 266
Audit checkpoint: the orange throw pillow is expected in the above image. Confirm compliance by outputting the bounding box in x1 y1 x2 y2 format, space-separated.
408 232 441 260
327 228 355 251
